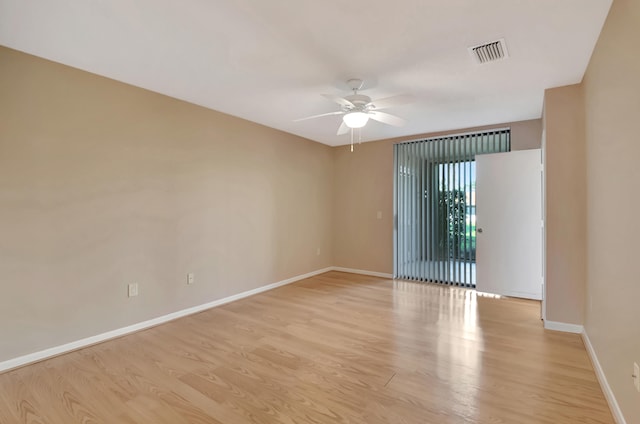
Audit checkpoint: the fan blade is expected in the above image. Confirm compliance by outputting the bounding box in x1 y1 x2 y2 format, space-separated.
369 111 406 127
293 111 343 122
369 94 414 110
337 121 350 135
322 94 355 108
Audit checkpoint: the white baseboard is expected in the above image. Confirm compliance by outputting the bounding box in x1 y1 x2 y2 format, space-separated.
543 320 584 334
543 322 626 423
582 331 626 424
330 267 393 279
0 266 333 373
2 267 625 424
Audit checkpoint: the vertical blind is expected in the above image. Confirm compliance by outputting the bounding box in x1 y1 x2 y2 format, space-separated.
393 129 510 287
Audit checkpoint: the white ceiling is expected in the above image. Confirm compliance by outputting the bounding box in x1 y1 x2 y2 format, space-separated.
0 0 612 146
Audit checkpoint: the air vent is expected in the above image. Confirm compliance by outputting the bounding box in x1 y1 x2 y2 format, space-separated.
469 38 509 64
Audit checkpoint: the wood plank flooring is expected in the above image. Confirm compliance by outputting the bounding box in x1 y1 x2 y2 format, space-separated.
0 271 613 423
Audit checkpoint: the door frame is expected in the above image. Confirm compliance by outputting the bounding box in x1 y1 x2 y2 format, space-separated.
541 131 547 321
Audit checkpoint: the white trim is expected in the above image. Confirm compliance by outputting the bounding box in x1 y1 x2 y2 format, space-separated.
0 267 333 373
582 330 627 424
330 267 393 279
543 320 584 333
2 266 625 424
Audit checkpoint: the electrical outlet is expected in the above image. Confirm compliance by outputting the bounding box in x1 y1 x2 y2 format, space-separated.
128 283 139 297
377 211 383 219
316 248 321 256
187 273 195 285
634 362 640 392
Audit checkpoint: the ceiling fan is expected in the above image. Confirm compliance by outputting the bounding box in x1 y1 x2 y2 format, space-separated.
294 79 414 136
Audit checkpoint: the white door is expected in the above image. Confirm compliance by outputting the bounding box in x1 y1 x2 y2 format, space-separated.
475 149 542 300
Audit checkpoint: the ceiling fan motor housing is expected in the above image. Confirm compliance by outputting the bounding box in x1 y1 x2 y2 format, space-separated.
344 94 372 111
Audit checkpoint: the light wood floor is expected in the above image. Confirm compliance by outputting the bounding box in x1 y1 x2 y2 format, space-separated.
0 271 613 423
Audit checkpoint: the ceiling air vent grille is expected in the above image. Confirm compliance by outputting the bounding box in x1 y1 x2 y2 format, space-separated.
469 39 508 64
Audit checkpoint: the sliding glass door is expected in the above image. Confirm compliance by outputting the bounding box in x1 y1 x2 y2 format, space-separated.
393 130 510 287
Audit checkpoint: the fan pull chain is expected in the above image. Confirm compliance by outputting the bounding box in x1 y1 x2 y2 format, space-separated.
350 129 354 152
358 128 362 144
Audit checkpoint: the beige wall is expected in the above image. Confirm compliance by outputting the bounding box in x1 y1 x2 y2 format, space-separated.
332 139 395 273
582 0 640 421
0 46 334 362
543 84 586 325
332 119 542 274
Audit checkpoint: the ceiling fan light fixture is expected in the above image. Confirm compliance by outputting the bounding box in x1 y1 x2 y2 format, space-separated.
343 111 369 128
